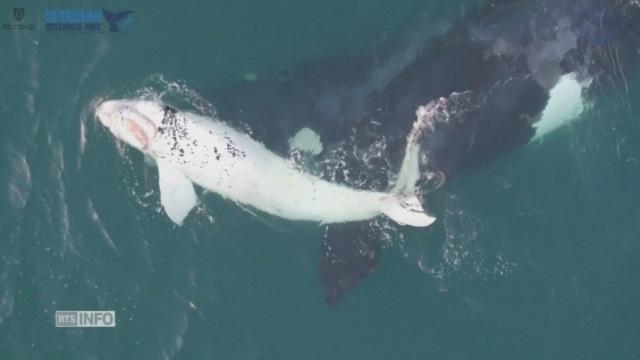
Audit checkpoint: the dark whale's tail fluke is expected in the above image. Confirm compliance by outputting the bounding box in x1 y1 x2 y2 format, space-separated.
320 222 381 305
320 103 438 304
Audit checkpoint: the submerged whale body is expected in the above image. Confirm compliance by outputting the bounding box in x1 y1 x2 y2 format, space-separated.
216 0 638 176
210 0 640 303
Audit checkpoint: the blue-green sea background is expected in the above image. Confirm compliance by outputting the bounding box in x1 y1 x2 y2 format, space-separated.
1 0 640 359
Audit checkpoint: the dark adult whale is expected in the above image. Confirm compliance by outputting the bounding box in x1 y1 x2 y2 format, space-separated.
210 0 639 304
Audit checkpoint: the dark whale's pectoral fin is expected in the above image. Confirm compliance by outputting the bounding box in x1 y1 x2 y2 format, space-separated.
320 222 381 305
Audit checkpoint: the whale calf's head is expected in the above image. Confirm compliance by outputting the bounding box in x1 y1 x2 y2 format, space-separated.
96 99 163 152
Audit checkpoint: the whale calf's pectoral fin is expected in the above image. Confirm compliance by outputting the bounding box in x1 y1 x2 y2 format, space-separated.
157 161 198 225
320 222 380 305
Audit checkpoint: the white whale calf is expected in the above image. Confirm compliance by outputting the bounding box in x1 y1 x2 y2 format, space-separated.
96 99 435 227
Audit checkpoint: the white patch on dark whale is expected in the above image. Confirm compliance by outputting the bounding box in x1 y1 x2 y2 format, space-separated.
533 72 590 140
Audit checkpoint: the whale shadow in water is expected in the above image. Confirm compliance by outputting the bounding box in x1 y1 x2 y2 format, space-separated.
209 0 640 304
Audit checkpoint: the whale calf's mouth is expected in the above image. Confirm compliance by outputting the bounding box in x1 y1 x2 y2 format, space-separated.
96 99 160 151
126 120 150 149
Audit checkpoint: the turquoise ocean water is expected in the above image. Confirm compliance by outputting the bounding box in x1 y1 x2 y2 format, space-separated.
1 0 640 358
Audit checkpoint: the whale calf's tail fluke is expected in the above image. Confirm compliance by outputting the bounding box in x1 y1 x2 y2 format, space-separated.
380 103 437 227
379 194 435 227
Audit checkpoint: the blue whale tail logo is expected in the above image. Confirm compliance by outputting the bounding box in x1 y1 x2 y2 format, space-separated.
102 9 135 32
